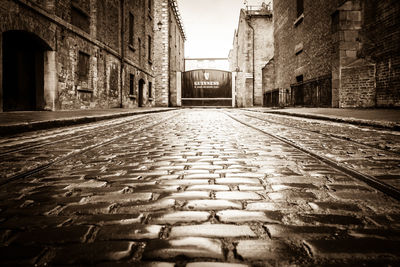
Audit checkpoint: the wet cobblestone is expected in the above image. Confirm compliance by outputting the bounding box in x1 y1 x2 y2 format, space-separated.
1 109 400 265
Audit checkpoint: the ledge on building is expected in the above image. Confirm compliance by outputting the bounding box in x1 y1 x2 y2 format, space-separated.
129 94 137 99
129 44 136 52
148 59 153 65
149 97 154 101
294 13 304 27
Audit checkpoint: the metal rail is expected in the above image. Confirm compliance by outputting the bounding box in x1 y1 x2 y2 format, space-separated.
243 112 400 155
224 111 400 202
0 112 179 186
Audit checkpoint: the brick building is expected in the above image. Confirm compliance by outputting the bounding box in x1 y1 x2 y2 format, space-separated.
0 0 157 112
273 0 400 108
228 3 274 107
153 0 185 107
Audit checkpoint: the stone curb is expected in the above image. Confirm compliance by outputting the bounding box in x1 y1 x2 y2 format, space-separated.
242 109 400 131
0 108 176 136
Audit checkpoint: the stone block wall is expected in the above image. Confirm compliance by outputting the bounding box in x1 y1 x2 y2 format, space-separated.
153 0 185 107
230 8 273 107
0 0 155 111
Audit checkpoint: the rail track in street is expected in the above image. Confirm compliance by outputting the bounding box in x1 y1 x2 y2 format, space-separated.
224 111 400 202
0 111 179 186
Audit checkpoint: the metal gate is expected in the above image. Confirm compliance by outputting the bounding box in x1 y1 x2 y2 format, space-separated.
182 69 232 106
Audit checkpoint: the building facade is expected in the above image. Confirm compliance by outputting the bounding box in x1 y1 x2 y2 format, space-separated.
273 0 400 108
229 3 274 107
153 0 185 107
0 0 159 112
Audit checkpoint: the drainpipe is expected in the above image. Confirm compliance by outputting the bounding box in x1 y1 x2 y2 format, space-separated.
247 16 255 106
119 0 125 108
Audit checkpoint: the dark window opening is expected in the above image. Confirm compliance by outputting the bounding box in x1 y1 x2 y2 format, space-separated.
71 3 90 33
148 35 152 62
78 51 90 81
129 12 134 47
331 11 339 33
129 74 135 95
138 38 142 63
296 0 304 18
148 81 152 98
148 0 152 12
296 75 304 83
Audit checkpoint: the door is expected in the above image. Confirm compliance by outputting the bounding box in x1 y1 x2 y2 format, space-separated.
138 79 145 107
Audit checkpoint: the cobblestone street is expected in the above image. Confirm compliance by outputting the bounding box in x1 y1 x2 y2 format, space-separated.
1 109 400 266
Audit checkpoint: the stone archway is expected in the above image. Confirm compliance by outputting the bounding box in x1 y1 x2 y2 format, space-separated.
1 30 56 111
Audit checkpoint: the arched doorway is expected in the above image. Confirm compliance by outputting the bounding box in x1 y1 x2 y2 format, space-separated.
2 31 51 111
138 79 145 107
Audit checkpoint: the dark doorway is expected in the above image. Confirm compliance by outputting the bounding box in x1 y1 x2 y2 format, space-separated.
2 31 49 111
138 79 145 107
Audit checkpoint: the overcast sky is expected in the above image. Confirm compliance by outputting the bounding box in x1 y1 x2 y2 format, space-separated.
177 0 271 59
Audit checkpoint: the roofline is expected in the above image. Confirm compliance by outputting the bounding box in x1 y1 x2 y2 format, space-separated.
169 0 186 40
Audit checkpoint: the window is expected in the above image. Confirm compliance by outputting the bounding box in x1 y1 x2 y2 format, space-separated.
129 12 134 47
148 35 152 62
129 74 135 95
296 75 303 83
296 0 304 18
78 52 90 81
138 38 142 63
148 82 152 98
71 3 90 33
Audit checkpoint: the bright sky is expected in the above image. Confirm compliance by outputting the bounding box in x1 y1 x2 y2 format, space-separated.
177 0 271 58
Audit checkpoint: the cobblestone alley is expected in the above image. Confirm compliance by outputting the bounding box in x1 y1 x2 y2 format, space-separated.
1 109 400 266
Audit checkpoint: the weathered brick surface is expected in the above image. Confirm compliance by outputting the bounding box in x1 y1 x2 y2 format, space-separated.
0 0 155 111
153 0 185 107
274 0 399 108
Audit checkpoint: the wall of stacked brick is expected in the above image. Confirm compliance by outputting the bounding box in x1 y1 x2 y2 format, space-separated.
273 0 400 108
0 0 156 111
273 0 340 107
168 2 185 107
362 0 400 107
153 0 185 107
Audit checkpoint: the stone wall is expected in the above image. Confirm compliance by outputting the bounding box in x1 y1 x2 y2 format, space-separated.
0 0 155 111
230 8 273 107
153 0 185 107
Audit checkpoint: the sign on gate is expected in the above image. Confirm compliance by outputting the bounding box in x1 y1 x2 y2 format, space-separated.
182 69 232 106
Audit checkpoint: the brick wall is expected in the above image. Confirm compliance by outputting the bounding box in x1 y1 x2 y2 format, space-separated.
274 0 341 107
0 0 155 111
362 0 400 107
340 60 375 107
153 0 185 107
